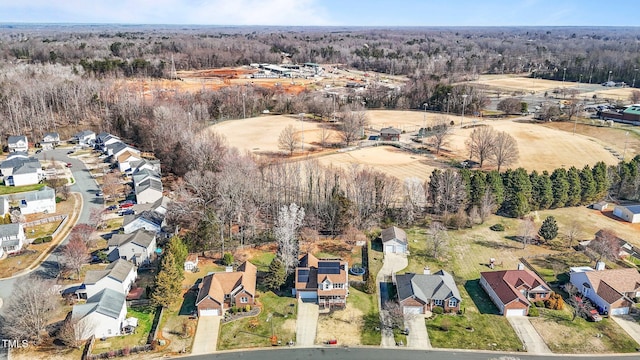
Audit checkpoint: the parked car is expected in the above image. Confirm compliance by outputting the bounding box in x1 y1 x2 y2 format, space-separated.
66 163 72 168
95 191 104 197
118 209 135 216
119 203 134 209
35 149 42 154
587 309 602 322
106 205 117 211
67 150 74 155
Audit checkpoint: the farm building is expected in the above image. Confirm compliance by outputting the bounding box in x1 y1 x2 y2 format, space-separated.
612 204 640 223
380 127 401 141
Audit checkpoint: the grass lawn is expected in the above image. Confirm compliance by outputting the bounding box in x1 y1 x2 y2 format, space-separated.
183 260 224 289
23 220 63 239
218 291 297 350
105 217 124 231
426 312 522 351
530 307 638 353
92 306 155 354
248 251 276 272
527 252 594 284
0 183 44 195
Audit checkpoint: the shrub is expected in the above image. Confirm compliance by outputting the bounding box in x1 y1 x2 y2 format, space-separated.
528 306 539 317
432 306 444 315
534 301 545 308
490 224 505 231
222 252 234 266
544 292 565 310
43 236 53 243
245 305 251 312
33 237 44 244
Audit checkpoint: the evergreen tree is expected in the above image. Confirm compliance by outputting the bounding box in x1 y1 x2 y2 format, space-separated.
222 252 234 266
486 170 505 206
469 171 487 208
264 257 287 291
538 216 559 242
459 168 473 204
365 269 376 294
500 168 532 218
151 252 183 308
580 165 597 203
592 161 608 200
551 168 569 208
537 171 554 209
567 166 582 206
166 235 188 274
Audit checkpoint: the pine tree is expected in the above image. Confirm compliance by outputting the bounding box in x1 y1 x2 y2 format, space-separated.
580 165 597 204
365 269 376 294
567 166 582 206
486 170 505 206
264 257 287 291
166 235 188 274
501 168 531 218
551 168 569 208
592 161 609 200
469 171 487 208
151 252 183 308
537 171 554 210
538 216 559 242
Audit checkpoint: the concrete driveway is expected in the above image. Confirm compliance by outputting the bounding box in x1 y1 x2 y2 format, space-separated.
404 314 431 349
507 316 551 354
377 252 408 347
191 315 221 355
611 315 640 344
296 298 319 346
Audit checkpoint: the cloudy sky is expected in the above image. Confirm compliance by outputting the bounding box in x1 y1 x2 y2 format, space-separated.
0 0 636 27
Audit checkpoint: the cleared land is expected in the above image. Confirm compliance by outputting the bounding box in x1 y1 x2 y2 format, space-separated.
469 74 571 93
580 87 637 102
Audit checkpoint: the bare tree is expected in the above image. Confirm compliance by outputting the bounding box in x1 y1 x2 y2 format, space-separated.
518 217 536 249
428 115 453 154
629 90 640 104
401 177 426 225
89 208 106 231
479 189 496 224
319 126 331 148
589 229 620 261
60 238 90 280
278 124 300 155
57 316 95 348
1 275 60 344
427 221 448 259
465 126 496 168
565 220 583 249
70 223 95 247
275 203 305 275
496 97 523 115
338 107 368 146
101 171 122 200
428 169 467 215
492 131 519 172
383 300 405 330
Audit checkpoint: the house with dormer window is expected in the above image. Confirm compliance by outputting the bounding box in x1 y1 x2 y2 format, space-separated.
294 253 349 309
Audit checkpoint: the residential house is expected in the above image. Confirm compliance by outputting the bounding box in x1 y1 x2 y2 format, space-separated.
0 223 25 257
184 254 199 272
105 141 140 159
117 150 142 173
195 261 257 316
612 204 640 223
76 259 137 299
0 157 44 186
132 196 170 216
41 132 60 150
73 130 96 147
71 288 127 340
395 268 461 314
107 229 157 266
18 186 56 215
480 265 551 316
95 132 121 151
294 253 349 308
8 135 28 152
135 178 163 205
380 127 401 141
123 210 164 234
381 226 408 254
131 159 162 175
569 265 640 315
0 197 8 217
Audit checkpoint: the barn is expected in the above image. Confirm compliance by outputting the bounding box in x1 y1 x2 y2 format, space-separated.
612 204 640 223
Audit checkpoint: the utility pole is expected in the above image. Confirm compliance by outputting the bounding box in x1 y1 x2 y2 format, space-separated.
422 102 428 137
447 93 451 114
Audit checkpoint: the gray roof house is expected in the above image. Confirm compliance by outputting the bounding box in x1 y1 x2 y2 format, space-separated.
107 229 157 266
0 223 26 257
123 210 164 235
135 177 163 205
395 269 461 314
41 132 60 150
105 141 139 158
0 157 43 186
381 226 408 254
130 159 162 175
18 186 56 215
8 135 28 152
73 130 96 146
71 288 127 340
77 259 137 299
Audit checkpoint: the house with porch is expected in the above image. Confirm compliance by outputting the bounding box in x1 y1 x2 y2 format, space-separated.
294 253 349 309
0 223 25 257
107 229 157 266
195 261 257 316
395 268 461 314
480 265 551 316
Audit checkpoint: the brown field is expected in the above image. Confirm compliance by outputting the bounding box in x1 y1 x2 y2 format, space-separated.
470 74 570 93
367 109 478 132
579 87 637 101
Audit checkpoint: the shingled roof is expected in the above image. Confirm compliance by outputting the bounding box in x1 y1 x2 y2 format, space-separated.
381 226 407 244
481 269 550 306
72 288 125 320
195 261 257 306
396 270 461 304
84 259 135 285
584 268 640 304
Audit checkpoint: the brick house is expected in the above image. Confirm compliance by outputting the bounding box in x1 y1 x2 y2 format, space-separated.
480 265 551 316
195 261 257 316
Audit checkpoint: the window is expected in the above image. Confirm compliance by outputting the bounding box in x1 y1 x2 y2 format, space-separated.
240 297 248 304
433 299 443 306
334 283 343 289
583 287 590 295
324 282 331 290
107 329 112 335
449 299 457 308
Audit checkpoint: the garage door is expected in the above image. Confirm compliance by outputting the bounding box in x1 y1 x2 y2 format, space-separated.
199 309 220 316
298 291 318 300
611 307 629 315
385 245 394 253
403 306 423 315
505 308 526 317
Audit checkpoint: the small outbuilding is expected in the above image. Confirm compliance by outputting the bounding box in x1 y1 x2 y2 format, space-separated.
612 204 640 223
380 127 401 141
591 201 608 211
184 254 199 272
381 226 408 254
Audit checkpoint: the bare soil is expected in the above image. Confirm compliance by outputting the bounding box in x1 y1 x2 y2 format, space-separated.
316 303 364 346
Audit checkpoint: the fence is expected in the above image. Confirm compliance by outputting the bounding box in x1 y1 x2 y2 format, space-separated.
85 345 152 360
147 306 164 345
81 336 95 360
23 214 66 228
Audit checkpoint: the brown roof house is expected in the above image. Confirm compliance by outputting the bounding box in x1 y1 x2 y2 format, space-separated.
195 261 257 316
294 253 349 309
480 264 551 316
569 264 640 315
395 267 461 314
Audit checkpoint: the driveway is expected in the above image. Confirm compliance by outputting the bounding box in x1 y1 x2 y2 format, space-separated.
507 316 551 354
611 315 640 344
296 298 319 346
404 314 431 349
191 315 221 355
377 252 407 347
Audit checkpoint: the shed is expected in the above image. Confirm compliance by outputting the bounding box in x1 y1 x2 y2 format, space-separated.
381 226 408 254
380 127 401 141
184 254 199 272
612 204 640 223
592 201 608 211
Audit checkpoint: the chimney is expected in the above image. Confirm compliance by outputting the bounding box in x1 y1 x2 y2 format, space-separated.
517 262 525 270
595 261 605 271
225 265 234 273
423 267 430 275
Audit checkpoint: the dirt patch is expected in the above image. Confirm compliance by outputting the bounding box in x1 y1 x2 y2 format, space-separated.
281 318 296 334
529 317 606 353
316 303 364 346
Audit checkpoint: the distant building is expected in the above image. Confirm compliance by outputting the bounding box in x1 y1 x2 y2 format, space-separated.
8 135 28 153
73 130 96 146
380 127 401 141
41 132 60 150
612 204 640 223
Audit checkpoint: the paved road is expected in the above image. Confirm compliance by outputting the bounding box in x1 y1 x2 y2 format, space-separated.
296 298 319 346
507 316 551 354
376 252 407 347
191 316 222 355
0 148 103 313
611 315 640 345
404 314 431 349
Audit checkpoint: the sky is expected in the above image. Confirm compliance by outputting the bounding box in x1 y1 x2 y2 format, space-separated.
0 0 638 27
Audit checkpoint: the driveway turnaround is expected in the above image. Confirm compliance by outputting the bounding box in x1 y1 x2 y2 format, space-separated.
296 298 319 346
377 252 408 347
191 316 221 355
507 316 551 354
611 315 640 344
404 314 431 349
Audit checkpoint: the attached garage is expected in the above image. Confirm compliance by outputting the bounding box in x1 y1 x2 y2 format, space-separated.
505 308 527 317
199 309 220 316
403 306 423 315
298 291 318 300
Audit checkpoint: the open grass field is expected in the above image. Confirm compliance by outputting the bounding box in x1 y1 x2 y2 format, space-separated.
580 87 637 102
366 110 474 132
469 74 572 93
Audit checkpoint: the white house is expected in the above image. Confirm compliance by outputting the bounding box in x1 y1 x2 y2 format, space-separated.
131 159 162 175
135 178 163 205
381 226 408 254
73 130 96 147
132 196 170 217
0 197 8 217
612 204 640 223
107 230 157 266
95 133 121 151
18 186 56 215
123 210 164 234
0 223 25 256
1 157 44 186
8 135 28 152
569 265 640 315
117 151 142 173
76 259 137 299
105 142 139 158
41 132 60 150
184 254 199 272
71 288 127 340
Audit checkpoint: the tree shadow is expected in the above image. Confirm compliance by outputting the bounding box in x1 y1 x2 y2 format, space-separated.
371 238 383 252
464 279 500 315
178 289 197 316
474 238 520 250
